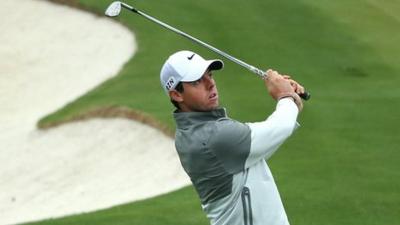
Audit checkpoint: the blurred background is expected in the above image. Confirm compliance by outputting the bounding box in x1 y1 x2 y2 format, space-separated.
2 0 399 224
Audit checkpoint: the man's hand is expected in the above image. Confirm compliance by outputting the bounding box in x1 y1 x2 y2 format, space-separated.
264 69 303 111
282 75 305 96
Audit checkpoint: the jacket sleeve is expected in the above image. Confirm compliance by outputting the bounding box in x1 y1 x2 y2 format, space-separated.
244 98 299 169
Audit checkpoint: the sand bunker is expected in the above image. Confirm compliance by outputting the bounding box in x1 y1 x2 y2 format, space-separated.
0 0 189 224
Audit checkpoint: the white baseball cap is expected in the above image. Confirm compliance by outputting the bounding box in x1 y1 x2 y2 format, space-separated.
160 50 224 93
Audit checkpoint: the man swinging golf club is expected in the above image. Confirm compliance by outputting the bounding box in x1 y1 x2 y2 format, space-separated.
160 50 304 225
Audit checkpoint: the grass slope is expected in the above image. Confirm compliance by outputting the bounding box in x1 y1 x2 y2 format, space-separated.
31 0 399 224
25 187 208 225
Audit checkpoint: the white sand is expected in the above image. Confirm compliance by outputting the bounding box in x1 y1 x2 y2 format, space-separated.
0 0 189 224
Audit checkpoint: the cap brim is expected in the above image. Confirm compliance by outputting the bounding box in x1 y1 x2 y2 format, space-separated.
208 59 224 71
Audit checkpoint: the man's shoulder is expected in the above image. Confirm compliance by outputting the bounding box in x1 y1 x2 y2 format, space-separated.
208 118 250 150
213 118 249 135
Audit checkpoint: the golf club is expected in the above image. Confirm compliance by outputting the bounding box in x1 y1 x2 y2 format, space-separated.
105 1 311 100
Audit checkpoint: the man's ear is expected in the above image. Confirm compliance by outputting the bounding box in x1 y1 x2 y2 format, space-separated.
169 90 183 103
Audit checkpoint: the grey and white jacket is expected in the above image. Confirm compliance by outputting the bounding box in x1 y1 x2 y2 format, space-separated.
173 98 299 225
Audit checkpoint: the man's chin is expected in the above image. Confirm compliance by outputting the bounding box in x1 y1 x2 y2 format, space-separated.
209 102 219 110
198 104 219 112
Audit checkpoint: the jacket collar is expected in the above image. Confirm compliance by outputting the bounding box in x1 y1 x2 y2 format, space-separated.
173 108 227 129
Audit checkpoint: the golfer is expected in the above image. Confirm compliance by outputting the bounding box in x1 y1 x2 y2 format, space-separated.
160 50 304 225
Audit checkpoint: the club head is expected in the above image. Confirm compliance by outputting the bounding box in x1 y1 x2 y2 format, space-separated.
105 1 122 17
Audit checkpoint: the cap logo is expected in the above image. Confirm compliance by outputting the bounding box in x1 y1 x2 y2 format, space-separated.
165 76 176 90
187 53 195 60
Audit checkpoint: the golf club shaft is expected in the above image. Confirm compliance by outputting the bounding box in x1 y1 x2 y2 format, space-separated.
120 2 311 100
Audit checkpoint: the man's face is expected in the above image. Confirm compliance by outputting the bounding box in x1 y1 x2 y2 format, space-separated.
173 70 219 112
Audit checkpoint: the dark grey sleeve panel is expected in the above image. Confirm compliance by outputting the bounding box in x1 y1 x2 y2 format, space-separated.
175 128 235 204
208 118 252 174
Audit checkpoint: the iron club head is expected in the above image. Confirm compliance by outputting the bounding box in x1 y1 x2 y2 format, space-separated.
105 1 122 17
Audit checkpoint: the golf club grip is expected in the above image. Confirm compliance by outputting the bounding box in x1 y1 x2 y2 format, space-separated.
256 69 311 101
299 92 311 100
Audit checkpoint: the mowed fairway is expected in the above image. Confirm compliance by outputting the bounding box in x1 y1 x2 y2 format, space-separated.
31 0 399 225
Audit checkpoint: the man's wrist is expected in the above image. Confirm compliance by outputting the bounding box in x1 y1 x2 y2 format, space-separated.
278 93 303 112
277 94 296 102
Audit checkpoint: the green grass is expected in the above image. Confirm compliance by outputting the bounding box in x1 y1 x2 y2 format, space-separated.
32 0 400 224
24 186 207 225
